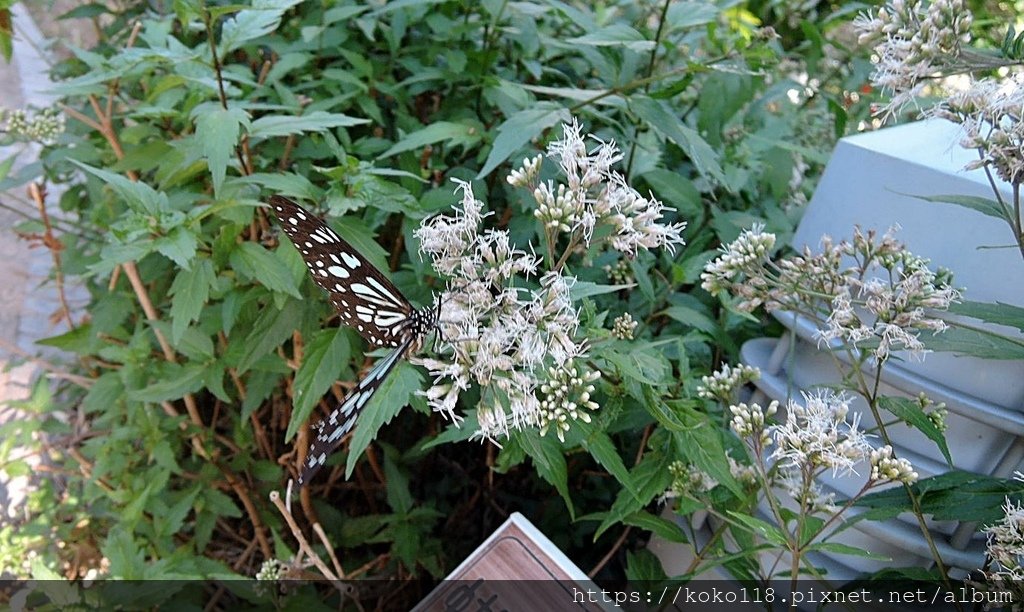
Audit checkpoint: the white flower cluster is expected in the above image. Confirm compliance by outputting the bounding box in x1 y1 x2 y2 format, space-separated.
255 558 282 581
984 492 1024 581
816 228 960 362
513 118 687 256
729 400 778 445
698 362 761 404
611 312 637 340
415 181 591 442
700 225 777 309
538 359 601 442
2 107 66 145
703 225 959 363
933 73 1024 186
869 444 919 484
666 460 718 498
854 0 972 116
770 391 872 478
604 259 633 285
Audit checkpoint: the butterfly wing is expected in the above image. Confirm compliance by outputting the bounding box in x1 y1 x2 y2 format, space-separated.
268 195 413 348
299 337 413 485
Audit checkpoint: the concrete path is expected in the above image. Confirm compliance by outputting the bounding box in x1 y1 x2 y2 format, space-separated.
0 3 81 520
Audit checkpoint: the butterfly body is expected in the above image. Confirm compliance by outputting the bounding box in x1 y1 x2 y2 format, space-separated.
268 196 437 485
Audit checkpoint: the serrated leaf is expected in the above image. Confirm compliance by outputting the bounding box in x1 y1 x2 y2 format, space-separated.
169 259 215 344
196 108 242 197
344 361 422 478
674 410 744 498
219 0 303 54
232 173 321 201
155 226 198 269
595 450 673 539
129 363 206 402
662 305 717 334
567 23 654 51
379 121 482 158
878 396 952 466
577 423 637 499
726 511 789 547
518 427 574 518
806 541 890 560
632 96 725 186
71 160 168 214
230 242 302 298
248 111 368 139
286 328 351 440
911 193 1009 222
948 300 1024 332
569 281 631 300
924 324 1024 359
622 510 686 543
476 104 569 179
235 299 303 374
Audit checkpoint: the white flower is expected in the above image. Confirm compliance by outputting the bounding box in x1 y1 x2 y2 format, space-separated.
770 391 872 477
698 363 761 403
611 312 638 340
869 445 918 483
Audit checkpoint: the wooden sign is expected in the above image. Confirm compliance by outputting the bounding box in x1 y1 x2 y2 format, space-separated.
415 513 612 611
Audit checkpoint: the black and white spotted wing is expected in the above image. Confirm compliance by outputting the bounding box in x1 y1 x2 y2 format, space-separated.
269 195 413 349
268 196 438 486
299 335 414 485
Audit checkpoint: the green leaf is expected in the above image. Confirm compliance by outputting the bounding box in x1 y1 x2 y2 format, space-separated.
662 305 717 334
625 549 668 582
725 511 789 547
595 450 673 539
925 324 1024 359
856 470 1024 523
102 528 146 579
155 226 198 269
621 510 686 543
910 193 1009 222
0 154 15 182
806 541 890 560
567 24 654 52
231 173 321 201
379 121 482 158
248 111 368 139
518 428 574 518
169 259 215 344
287 328 351 441
219 0 303 54
632 96 725 186
344 361 422 478
674 410 744 498
235 299 303 374
948 300 1024 332
196 108 243 197
476 104 569 179
129 363 206 402
569 281 630 300
230 242 302 298
577 423 637 498
71 160 168 214
878 396 952 466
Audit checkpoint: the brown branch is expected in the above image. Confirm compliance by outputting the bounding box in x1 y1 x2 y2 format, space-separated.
269 490 347 588
222 469 272 560
28 182 75 330
588 526 631 578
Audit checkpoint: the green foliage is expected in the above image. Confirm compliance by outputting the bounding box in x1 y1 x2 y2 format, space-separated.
1 0 872 604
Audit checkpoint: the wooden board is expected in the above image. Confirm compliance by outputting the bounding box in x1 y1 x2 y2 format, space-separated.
415 513 610 611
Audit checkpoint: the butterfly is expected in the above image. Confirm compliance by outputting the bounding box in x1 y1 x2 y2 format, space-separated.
268 195 438 486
